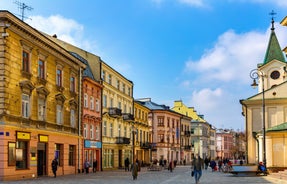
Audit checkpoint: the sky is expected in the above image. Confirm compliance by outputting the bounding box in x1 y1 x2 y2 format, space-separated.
2 0 287 131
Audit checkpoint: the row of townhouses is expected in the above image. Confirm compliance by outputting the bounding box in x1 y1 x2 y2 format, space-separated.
0 10 245 181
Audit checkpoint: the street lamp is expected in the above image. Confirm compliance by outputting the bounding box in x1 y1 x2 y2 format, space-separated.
250 69 266 168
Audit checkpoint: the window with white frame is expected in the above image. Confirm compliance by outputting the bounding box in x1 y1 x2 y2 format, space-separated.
70 109 75 128
117 80 120 89
56 104 63 125
95 99 100 112
118 102 121 110
108 74 112 84
84 94 88 108
102 70 106 81
38 98 45 121
83 124 87 138
22 94 30 118
90 96 94 110
90 124 94 139
122 83 125 93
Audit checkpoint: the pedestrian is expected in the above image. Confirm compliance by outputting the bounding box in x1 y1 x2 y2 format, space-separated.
125 157 130 171
131 161 138 180
93 159 97 173
192 154 203 184
84 160 90 174
169 160 173 172
204 157 209 170
210 159 216 172
51 157 58 178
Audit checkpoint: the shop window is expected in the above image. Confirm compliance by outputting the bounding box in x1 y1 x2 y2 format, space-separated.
8 142 16 166
55 144 63 166
16 141 28 169
69 145 75 166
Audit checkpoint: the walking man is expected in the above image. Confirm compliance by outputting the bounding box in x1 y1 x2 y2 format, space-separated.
51 157 58 178
192 154 203 184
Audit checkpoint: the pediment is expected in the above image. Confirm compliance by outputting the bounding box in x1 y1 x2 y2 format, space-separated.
36 86 50 97
19 80 35 94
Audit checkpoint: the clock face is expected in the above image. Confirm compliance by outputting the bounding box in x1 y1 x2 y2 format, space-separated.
270 70 280 80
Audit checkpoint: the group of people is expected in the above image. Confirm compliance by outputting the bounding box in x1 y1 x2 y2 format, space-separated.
51 157 98 178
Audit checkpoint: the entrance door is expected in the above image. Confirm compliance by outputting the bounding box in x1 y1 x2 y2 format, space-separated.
37 142 47 176
118 150 122 168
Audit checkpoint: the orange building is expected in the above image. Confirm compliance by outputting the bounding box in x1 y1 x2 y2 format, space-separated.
0 11 86 180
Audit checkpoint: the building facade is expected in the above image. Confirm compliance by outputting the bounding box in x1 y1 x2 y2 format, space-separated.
0 11 86 181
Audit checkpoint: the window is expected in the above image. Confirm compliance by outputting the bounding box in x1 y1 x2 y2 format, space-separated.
110 123 113 138
69 145 75 166
90 124 94 139
103 121 107 136
157 117 164 127
70 109 75 128
167 118 170 127
16 141 28 169
38 98 45 121
122 84 125 93
117 80 120 89
158 134 164 143
56 68 63 87
124 104 127 113
90 96 94 110
38 60 45 79
128 87 131 96
95 99 100 112
103 95 107 108
96 125 100 140
124 126 127 137
70 76 76 92
22 94 30 118
55 144 63 166
118 124 121 137
56 104 63 125
84 94 88 108
110 98 113 107
108 74 112 84
8 142 16 166
118 102 121 109
22 51 30 72
83 124 87 138
102 70 106 81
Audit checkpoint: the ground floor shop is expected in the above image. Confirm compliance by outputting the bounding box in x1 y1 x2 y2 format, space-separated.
0 126 82 181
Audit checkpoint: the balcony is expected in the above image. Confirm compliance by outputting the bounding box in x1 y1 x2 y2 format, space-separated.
140 142 151 149
122 113 134 121
108 107 122 117
184 131 191 136
184 145 191 150
115 137 130 144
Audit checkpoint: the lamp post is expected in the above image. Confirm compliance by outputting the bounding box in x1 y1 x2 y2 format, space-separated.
250 69 266 168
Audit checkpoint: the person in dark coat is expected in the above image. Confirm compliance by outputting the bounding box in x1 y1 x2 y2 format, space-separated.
169 161 173 172
51 158 58 178
93 160 97 173
210 159 216 172
131 161 138 180
204 157 209 170
125 157 130 171
84 160 90 174
192 154 203 184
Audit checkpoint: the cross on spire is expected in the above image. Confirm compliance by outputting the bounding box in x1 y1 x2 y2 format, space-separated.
269 10 276 30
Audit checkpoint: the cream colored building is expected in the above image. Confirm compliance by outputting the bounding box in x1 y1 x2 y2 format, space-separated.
240 18 287 167
0 11 85 181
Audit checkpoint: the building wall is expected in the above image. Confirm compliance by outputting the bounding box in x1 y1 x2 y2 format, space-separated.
0 11 84 181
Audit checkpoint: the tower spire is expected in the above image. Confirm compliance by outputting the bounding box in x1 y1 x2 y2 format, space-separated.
269 10 276 31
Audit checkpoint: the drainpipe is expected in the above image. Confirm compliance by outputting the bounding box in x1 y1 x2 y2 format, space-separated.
78 67 83 173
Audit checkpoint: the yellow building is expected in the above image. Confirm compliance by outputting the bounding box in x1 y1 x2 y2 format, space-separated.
172 100 212 159
240 18 287 168
134 100 152 164
0 11 86 181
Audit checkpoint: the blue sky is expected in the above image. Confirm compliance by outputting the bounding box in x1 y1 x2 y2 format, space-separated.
2 0 287 130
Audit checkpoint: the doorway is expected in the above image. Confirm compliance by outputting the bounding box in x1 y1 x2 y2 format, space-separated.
118 150 122 168
37 142 47 176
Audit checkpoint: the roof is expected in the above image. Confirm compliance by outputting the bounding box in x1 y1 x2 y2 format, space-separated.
136 98 170 110
266 122 287 132
70 52 95 80
263 19 286 64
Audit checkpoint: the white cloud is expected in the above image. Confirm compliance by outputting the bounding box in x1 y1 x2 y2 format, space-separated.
26 15 98 53
178 0 205 7
185 23 287 84
191 88 223 111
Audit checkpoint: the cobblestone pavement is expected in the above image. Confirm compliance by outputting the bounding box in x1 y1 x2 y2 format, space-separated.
2 166 287 184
